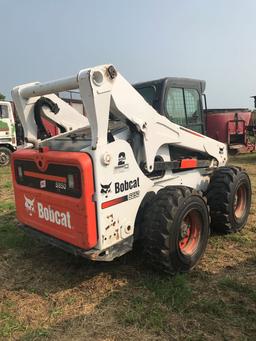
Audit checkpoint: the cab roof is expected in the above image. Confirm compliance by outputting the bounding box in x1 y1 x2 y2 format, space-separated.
134 77 206 94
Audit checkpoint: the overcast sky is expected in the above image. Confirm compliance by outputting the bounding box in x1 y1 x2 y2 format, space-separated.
1 0 256 108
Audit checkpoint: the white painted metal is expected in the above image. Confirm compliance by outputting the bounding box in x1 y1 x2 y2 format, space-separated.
12 64 227 167
19 75 79 98
12 88 88 144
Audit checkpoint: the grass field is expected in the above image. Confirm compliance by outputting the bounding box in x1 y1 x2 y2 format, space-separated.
0 154 256 340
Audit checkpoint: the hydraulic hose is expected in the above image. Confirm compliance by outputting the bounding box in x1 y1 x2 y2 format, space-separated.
34 97 64 140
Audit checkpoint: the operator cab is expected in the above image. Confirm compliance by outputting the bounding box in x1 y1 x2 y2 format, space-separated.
0 102 11 119
134 77 206 134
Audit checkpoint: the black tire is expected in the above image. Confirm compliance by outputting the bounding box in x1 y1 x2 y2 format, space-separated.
206 166 251 233
0 147 11 167
142 186 210 274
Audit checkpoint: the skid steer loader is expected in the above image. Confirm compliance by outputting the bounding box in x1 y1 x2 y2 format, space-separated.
11 65 252 274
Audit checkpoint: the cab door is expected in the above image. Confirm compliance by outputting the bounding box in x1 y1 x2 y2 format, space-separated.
164 87 204 134
184 88 204 133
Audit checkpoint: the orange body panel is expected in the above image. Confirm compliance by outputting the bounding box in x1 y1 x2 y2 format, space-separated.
11 149 97 250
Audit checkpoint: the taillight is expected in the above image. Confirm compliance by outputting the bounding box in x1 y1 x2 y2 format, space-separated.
67 174 74 189
68 173 80 192
17 165 23 180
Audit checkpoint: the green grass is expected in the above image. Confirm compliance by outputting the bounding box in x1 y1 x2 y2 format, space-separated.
193 298 227 318
0 201 15 211
225 231 254 245
229 153 256 164
0 311 25 338
218 277 256 303
0 181 36 251
0 166 11 176
0 211 33 250
2 180 12 189
142 273 192 311
20 328 51 341
120 294 167 331
49 306 63 318
101 274 193 333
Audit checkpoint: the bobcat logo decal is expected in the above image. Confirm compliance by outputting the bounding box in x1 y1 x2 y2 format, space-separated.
24 195 35 216
100 183 112 198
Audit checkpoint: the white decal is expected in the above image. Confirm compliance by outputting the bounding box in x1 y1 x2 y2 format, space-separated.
55 182 66 190
24 195 35 216
24 196 71 229
37 203 71 229
40 180 46 188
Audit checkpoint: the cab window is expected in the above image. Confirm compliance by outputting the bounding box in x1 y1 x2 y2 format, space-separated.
136 86 156 106
184 89 201 124
165 88 186 126
164 86 203 133
0 105 9 119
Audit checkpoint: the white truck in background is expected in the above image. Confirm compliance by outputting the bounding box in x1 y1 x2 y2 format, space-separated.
0 101 17 166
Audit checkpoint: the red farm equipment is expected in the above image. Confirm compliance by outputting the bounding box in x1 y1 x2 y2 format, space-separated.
206 108 255 154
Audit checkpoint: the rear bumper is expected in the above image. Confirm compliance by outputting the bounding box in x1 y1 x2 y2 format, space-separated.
19 224 133 262
19 223 87 256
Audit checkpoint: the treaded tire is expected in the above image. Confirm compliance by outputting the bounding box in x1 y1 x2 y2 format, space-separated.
0 147 11 167
206 166 251 233
142 186 210 274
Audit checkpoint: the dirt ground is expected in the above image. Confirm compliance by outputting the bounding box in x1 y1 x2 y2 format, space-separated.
0 154 255 340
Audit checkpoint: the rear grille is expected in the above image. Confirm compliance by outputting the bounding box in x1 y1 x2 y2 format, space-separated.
14 160 81 198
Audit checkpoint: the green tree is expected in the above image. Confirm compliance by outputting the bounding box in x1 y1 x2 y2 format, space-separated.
0 92 5 100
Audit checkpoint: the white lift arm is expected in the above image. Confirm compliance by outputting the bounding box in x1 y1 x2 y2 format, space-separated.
12 64 227 170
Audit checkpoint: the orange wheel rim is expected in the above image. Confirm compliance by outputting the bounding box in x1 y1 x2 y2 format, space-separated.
179 209 202 256
234 184 247 219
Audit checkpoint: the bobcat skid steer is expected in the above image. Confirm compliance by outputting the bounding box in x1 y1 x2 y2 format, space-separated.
11 65 252 274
